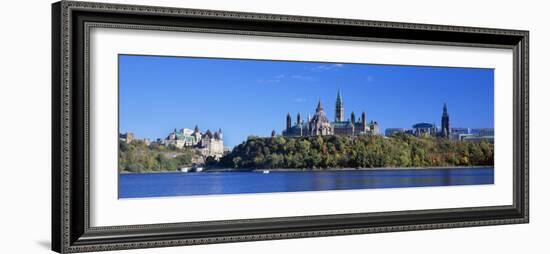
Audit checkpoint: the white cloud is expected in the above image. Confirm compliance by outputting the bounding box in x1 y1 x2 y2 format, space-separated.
257 78 281 84
258 73 316 84
312 63 345 71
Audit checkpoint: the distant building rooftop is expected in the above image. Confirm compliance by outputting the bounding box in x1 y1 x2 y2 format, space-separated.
412 123 434 129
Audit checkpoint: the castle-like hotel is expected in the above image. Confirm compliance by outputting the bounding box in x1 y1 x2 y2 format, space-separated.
164 126 224 159
283 90 380 137
120 126 225 161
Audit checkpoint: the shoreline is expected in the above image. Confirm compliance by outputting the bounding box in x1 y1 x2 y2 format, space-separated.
252 165 493 172
120 165 494 174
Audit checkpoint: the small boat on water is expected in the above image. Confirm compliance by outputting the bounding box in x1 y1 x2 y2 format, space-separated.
179 167 190 173
190 164 204 172
262 170 270 174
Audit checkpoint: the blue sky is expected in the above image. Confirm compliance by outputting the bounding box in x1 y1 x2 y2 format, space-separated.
119 55 494 147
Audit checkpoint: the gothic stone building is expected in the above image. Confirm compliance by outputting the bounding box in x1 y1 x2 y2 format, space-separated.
164 126 225 159
410 103 450 139
282 90 380 137
119 132 134 144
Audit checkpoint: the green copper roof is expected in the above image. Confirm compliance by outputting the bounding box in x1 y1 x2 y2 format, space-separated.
332 121 362 128
174 132 196 142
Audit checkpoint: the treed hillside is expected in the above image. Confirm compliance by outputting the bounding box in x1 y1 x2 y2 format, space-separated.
118 141 194 173
216 134 494 169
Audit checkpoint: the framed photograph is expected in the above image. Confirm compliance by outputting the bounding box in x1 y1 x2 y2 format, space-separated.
52 1 529 253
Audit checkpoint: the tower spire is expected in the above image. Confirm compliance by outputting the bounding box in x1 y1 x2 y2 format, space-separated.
441 103 450 139
316 99 324 112
361 112 367 131
286 112 292 130
335 89 344 122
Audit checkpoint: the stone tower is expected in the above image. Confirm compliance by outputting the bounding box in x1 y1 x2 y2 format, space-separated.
441 103 450 139
335 89 344 122
286 113 292 131
217 128 223 140
361 112 367 131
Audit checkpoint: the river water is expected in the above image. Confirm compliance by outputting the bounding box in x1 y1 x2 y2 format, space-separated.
119 167 494 198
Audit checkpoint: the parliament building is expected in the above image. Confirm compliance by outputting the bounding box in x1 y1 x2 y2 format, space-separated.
282 90 380 137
